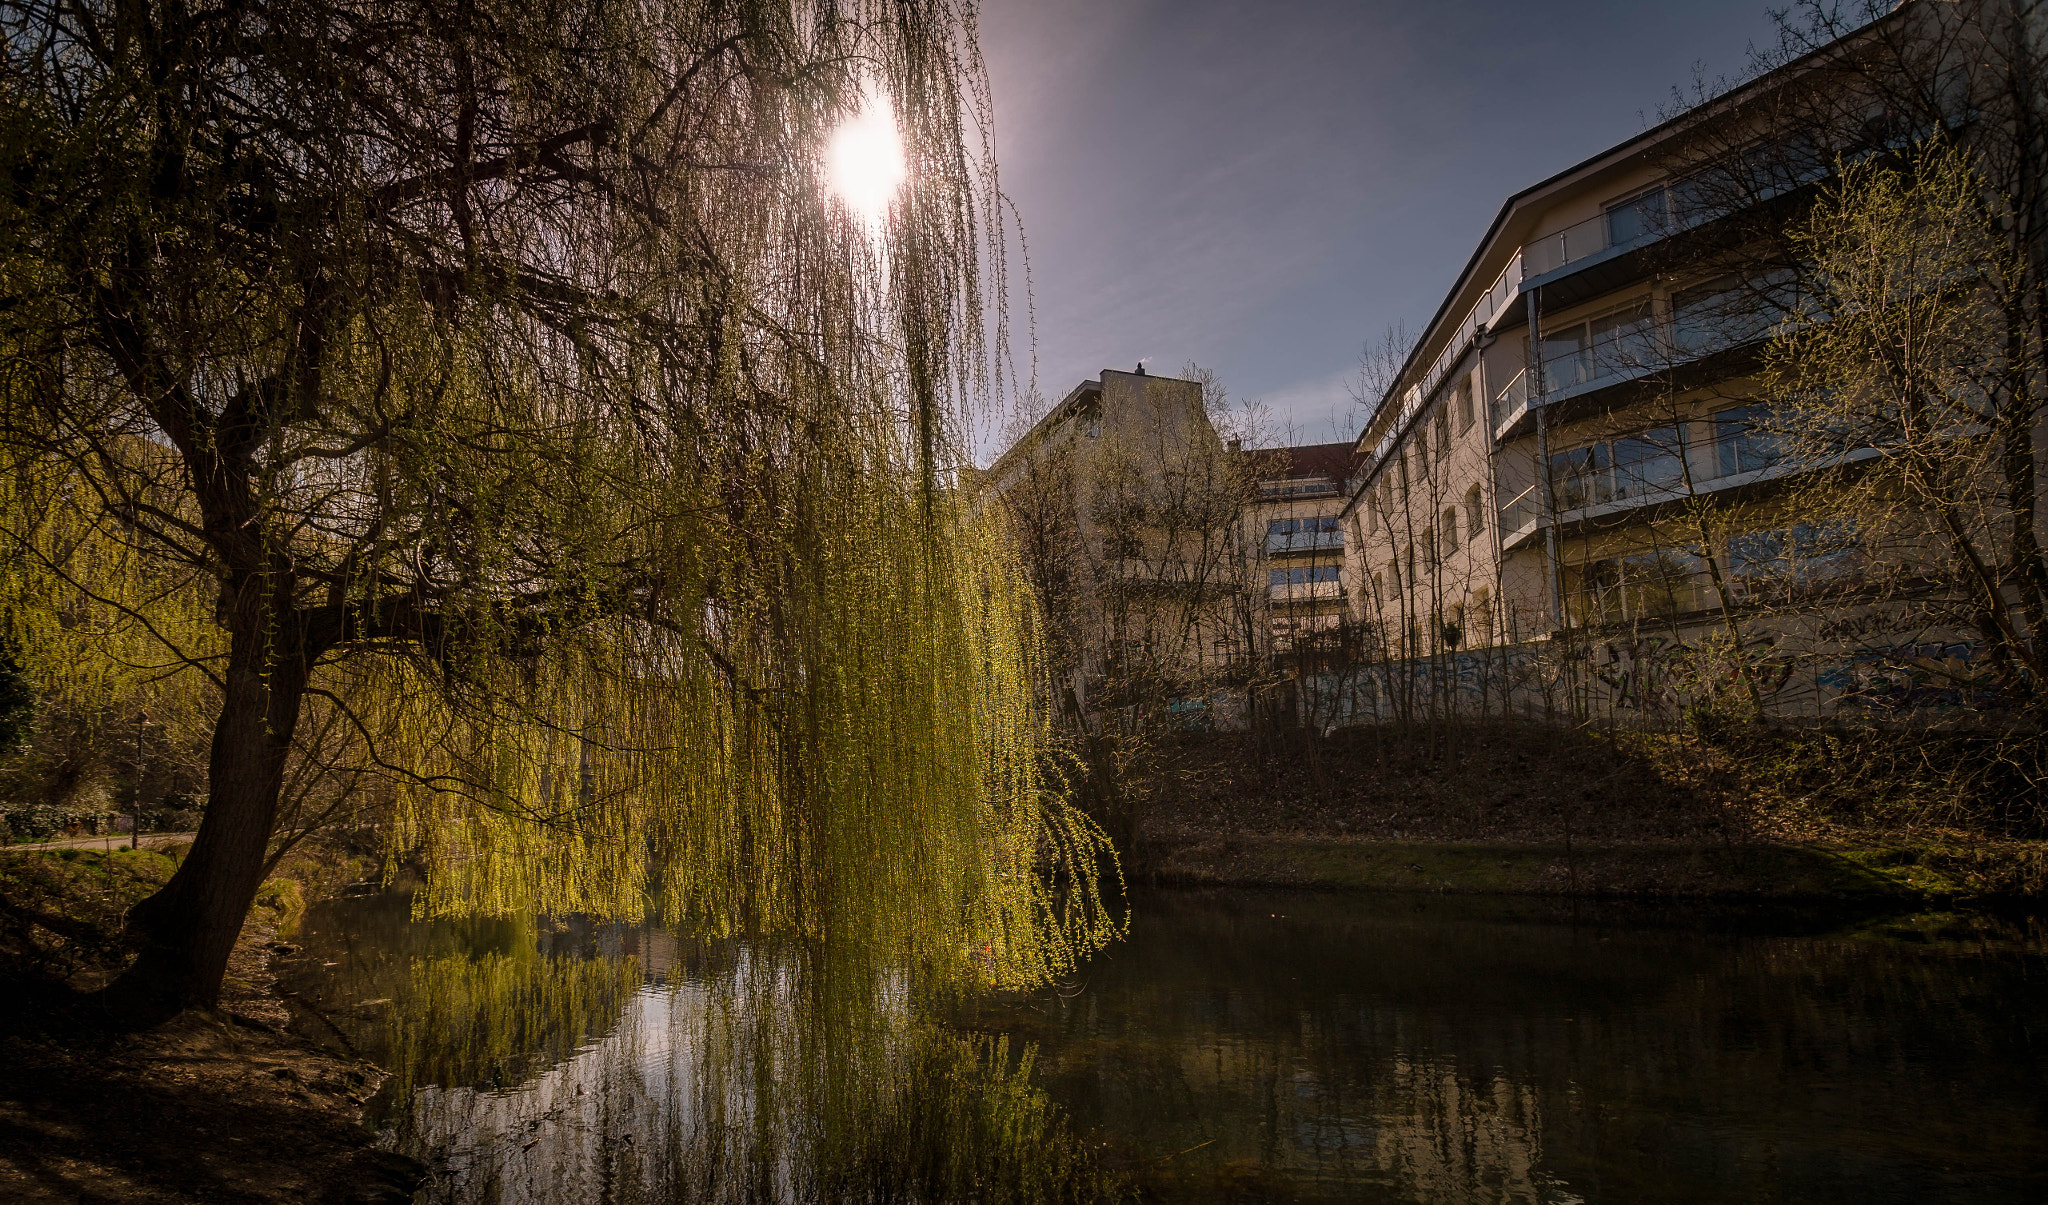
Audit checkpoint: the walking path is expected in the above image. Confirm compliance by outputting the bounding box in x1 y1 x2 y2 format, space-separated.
2 832 198 854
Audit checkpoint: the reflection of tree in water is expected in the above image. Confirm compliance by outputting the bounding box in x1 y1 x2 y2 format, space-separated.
380 947 643 1103
975 894 2047 1205
354 927 1124 1203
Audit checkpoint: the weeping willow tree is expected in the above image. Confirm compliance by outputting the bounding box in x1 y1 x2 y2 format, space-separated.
0 0 1114 1017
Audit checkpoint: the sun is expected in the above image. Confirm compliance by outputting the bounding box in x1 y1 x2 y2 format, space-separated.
827 93 907 224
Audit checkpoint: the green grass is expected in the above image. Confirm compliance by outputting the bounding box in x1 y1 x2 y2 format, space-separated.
1150 837 2048 901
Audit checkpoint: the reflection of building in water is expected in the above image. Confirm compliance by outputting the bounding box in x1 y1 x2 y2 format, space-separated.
1372 1059 1576 1205
1133 1028 1570 1204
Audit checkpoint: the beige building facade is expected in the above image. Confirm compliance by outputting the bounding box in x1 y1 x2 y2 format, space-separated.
982 368 1247 711
1339 1 2046 722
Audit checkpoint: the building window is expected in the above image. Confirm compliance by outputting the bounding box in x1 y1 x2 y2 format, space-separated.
1433 406 1451 460
1715 405 1784 477
1550 425 1685 510
1672 275 1744 355
1727 519 1862 599
1673 272 1793 356
1564 548 1706 625
1613 425 1687 498
1542 303 1655 389
1454 377 1474 435
1441 507 1459 551
1605 186 1668 246
1549 442 1612 510
1465 483 1485 537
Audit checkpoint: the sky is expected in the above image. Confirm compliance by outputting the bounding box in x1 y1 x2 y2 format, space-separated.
972 0 1793 456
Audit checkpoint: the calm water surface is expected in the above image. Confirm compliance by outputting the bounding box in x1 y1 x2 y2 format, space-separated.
282 888 2048 1203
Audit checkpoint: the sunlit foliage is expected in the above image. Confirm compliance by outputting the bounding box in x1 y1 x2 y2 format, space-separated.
0 0 1112 1006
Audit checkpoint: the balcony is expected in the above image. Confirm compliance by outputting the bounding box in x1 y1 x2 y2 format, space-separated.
1519 205 1662 285
1496 443 1888 554
1265 529 1345 556
1259 478 1341 499
1496 482 1541 547
1488 368 1531 440
1269 578 1344 604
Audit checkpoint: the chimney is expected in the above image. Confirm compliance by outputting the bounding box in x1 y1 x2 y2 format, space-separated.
1227 438 1242 454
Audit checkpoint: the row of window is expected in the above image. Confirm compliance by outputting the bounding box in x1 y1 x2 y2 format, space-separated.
1538 273 1794 391
1547 405 1785 511
1563 519 1863 625
1269 565 1343 587
1267 516 1342 536
1366 482 1486 542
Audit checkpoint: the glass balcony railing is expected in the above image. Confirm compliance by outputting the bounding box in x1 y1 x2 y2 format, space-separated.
1269 578 1344 603
1496 482 1541 539
1519 181 1699 280
1258 478 1341 499
1265 530 1345 555
1488 368 1530 436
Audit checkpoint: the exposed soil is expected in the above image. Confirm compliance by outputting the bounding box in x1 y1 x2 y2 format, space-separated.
1143 724 1832 847
0 1008 420 1204
0 846 420 1204
1134 723 2048 899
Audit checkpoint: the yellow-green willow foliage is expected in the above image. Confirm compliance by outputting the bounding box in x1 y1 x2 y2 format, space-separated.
0 0 1110 1011
365 478 1117 994
0 444 220 723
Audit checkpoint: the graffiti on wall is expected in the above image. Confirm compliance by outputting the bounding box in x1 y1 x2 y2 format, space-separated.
1817 642 2014 713
1293 628 2012 727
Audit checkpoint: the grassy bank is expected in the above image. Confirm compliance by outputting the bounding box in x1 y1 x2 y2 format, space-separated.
1143 835 2048 900
1136 722 2048 903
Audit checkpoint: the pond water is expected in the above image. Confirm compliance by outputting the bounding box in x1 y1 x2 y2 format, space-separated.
280 888 2048 1203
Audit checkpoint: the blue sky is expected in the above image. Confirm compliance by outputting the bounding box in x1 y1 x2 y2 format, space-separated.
973 0 1790 454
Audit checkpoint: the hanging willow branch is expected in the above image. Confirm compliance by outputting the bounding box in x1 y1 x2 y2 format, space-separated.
0 0 1112 1010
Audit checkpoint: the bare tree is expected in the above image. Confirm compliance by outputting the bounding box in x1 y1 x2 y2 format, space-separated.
1764 140 2045 716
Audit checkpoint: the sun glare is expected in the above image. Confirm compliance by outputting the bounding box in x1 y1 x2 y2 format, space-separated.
827 94 907 224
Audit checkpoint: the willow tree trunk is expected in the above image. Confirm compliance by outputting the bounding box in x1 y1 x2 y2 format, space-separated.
105 591 313 1021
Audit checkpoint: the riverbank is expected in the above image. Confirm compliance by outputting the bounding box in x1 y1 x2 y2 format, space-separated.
0 844 421 1204
1140 834 2048 899
1136 725 2048 902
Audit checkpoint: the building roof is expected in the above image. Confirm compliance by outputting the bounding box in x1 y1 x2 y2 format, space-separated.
1246 441 1361 483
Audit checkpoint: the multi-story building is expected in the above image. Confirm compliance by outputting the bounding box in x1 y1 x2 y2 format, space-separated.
980 367 1246 712
1245 442 1361 660
1340 1 2045 721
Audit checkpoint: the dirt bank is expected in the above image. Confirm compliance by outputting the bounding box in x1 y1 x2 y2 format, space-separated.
0 845 421 1204
1136 725 2048 901
0 1008 421 1204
